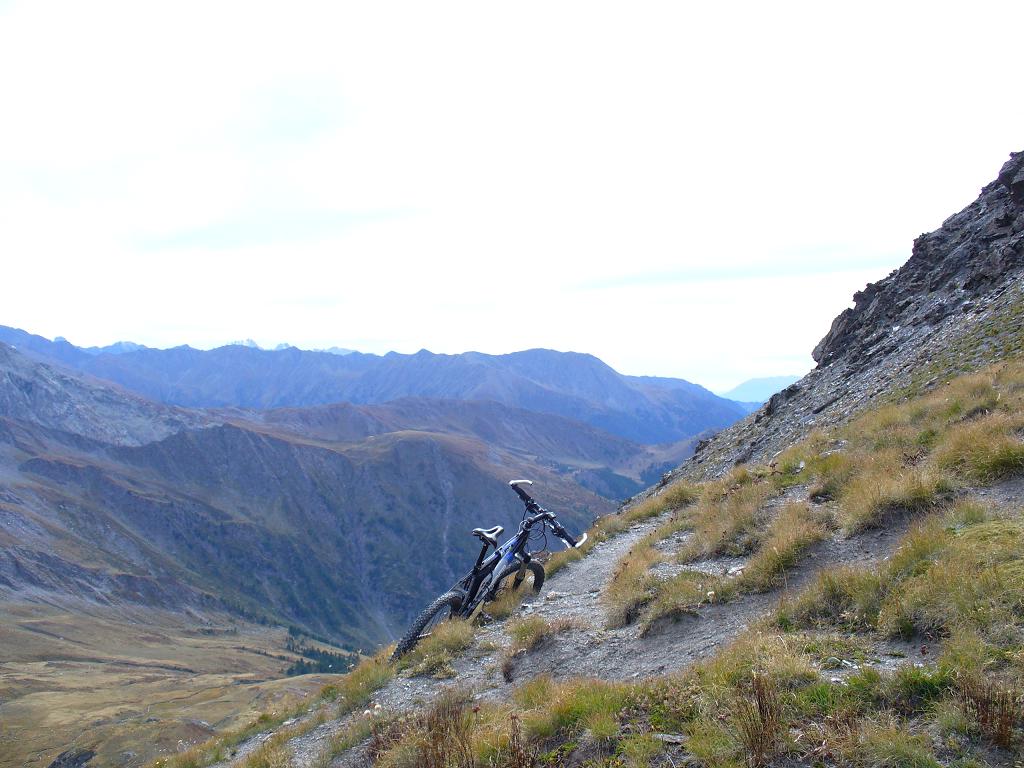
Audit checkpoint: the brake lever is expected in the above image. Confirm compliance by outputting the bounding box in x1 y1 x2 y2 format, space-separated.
550 520 587 549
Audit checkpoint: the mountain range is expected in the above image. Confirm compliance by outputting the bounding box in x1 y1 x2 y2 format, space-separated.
0 328 747 445
0 330 757 656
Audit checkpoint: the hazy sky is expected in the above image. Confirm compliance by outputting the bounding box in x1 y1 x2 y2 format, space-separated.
2 2 1022 391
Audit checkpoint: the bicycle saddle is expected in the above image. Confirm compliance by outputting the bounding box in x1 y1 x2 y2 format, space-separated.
472 525 504 547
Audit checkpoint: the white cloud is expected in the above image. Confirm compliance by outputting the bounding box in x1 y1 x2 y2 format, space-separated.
1 1 1022 391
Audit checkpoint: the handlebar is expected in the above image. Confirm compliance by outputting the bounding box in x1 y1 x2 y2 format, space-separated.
511 480 588 550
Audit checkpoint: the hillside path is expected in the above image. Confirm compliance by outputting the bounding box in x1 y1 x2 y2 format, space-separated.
274 511 668 767
242 489 934 767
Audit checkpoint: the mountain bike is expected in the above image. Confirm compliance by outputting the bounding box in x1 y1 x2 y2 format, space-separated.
390 480 588 660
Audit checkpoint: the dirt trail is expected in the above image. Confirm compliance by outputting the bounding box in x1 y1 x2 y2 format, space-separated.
216 511 667 768
228 477 1007 767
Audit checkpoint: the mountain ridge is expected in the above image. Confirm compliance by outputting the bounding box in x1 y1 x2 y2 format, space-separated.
0 329 745 445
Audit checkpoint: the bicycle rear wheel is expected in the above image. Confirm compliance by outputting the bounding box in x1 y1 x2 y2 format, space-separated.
390 590 463 662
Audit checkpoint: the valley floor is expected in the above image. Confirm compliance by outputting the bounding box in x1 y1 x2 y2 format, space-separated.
0 603 337 768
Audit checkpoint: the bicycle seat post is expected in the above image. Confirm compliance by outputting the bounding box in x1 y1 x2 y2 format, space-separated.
473 540 490 569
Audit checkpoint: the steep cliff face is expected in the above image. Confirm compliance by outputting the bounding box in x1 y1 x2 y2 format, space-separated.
674 150 1024 481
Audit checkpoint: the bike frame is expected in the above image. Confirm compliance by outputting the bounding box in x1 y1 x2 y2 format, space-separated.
451 517 537 617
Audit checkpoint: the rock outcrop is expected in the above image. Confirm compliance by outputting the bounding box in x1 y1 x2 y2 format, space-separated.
673 149 1024 481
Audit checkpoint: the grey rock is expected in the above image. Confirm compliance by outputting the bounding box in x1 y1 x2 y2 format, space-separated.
46 748 95 768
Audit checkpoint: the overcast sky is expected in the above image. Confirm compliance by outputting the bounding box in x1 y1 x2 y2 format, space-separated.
2 2 1022 391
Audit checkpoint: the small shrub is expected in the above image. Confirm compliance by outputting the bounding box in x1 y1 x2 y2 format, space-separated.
732 673 782 768
957 676 1021 749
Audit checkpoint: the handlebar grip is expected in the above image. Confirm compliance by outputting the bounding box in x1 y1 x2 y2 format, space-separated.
551 521 578 548
509 479 536 505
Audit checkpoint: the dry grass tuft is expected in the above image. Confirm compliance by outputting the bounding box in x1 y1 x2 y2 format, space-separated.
739 502 829 591
841 716 942 768
933 411 1024 483
398 620 474 678
369 687 475 768
506 615 576 654
776 566 885 632
679 480 775 561
838 452 951 534
486 568 543 620
547 480 698 576
641 570 727 634
603 542 663 628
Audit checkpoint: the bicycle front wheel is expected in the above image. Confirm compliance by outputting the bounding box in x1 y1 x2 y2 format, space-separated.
390 590 463 662
490 560 545 599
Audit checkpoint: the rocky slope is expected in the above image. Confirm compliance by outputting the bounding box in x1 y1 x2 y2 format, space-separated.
673 149 1024 482
0 343 207 446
